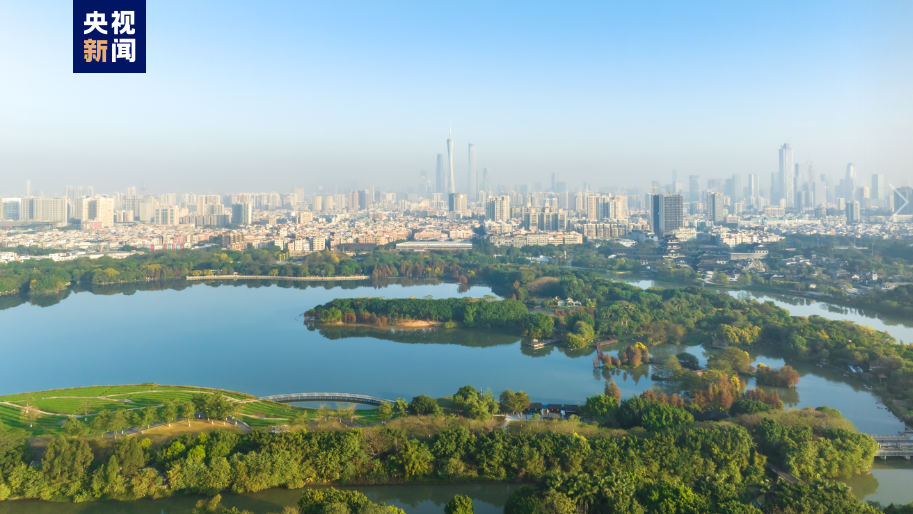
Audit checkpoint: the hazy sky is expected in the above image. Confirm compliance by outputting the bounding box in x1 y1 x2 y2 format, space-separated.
1 0 911 197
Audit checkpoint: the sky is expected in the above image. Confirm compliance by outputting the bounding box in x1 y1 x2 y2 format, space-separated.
0 0 911 197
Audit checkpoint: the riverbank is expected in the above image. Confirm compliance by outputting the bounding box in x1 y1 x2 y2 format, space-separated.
317 319 447 328
187 274 369 281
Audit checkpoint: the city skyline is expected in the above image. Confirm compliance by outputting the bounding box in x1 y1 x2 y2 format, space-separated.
1 1 911 194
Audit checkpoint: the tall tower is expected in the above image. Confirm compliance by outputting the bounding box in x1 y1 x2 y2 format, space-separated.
779 143 794 209
468 144 476 199
846 163 856 201
447 125 455 197
435 154 444 193
26 180 31 197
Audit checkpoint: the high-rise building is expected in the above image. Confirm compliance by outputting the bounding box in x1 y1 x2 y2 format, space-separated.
1 198 21 220
688 175 700 202
435 154 444 194
551 173 556 192
446 126 455 197
872 174 885 201
779 143 794 208
747 174 759 199
20 197 68 224
155 206 177 225
730 174 742 201
651 194 683 237
232 202 253 225
845 163 856 202
25 180 31 197
486 195 510 221
93 197 115 227
468 144 476 199
846 201 861 224
448 193 467 215
707 192 725 223
482 168 489 194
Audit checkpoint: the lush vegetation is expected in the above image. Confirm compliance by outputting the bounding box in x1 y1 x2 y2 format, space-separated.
309 297 553 338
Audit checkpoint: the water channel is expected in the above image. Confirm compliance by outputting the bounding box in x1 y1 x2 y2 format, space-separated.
0 278 910 509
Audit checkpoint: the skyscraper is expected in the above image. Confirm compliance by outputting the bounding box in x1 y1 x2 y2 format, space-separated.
447 126 455 197
707 192 725 223
435 154 444 193
232 202 253 225
688 175 700 202
747 174 759 199
468 144 476 199
486 195 510 221
730 174 742 201
482 168 489 193
651 194 683 237
845 163 857 202
448 193 467 215
872 174 885 201
779 143 794 209
846 201 861 224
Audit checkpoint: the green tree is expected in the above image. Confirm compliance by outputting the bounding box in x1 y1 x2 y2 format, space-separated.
377 402 394 422
445 495 474 514
409 395 442 416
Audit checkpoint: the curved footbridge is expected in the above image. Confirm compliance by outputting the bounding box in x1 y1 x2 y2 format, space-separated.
259 392 395 406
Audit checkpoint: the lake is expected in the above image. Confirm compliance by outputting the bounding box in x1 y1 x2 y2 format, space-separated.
616 274 913 343
0 278 909 508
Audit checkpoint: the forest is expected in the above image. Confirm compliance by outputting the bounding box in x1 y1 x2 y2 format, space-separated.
309 297 554 338
0 389 889 513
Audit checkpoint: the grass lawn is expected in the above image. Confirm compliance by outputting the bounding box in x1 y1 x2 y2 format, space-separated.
0 404 66 436
0 384 256 405
10 397 136 416
124 418 246 447
238 401 311 419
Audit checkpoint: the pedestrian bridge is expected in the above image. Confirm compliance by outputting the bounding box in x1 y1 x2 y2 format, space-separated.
874 433 913 459
259 392 395 406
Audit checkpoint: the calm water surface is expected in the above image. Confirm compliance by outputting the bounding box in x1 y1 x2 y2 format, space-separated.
617 275 913 343
0 278 910 507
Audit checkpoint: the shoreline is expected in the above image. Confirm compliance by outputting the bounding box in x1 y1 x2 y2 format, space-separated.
316 319 448 329
187 275 370 281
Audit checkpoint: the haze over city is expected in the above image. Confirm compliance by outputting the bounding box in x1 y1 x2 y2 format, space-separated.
2 0 912 196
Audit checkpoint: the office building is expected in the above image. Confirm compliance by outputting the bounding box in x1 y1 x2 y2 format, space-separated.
846 201 861 224
707 192 725 223
651 194 683 237
688 175 700 202
232 202 253 225
20 197 68 224
1 198 21 220
449 193 467 215
747 173 759 200
486 195 510 221
435 154 444 194
845 163 856 202
468 144 476 199
872 174 885 201
779 143 794 208
93 197 115 227
155 206 178 225
446 127 455 196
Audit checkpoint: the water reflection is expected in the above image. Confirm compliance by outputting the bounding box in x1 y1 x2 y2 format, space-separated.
313 325 521 348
